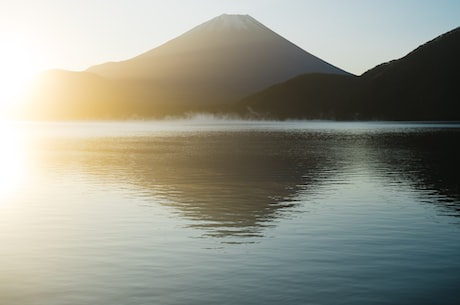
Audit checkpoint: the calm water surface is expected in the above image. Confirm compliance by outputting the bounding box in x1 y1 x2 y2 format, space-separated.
1 120 460 304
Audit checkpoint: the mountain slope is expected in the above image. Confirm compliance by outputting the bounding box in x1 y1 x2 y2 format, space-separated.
356 26 460 120
87 14 349 104
239 26 460 120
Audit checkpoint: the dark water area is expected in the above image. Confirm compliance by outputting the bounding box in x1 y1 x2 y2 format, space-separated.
1 120 460 304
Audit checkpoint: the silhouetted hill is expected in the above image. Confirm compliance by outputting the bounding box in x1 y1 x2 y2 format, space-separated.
238 73 361 119
20 70 217 120
19 70 123 120
239 26 460 120
357 26 460 120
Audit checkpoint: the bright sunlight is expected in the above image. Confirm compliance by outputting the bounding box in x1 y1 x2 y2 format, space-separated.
0 122 27 201
0 33 46 119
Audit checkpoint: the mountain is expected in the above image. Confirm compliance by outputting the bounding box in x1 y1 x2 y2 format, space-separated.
19 14 349 120
356 26 460 120
239 26 460 120
87 14 349 105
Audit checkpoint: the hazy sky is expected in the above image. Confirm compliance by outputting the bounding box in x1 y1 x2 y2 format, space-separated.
1 0 459 75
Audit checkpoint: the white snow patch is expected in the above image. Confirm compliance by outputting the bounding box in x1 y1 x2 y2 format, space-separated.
219 14 252 30
194 14 263 32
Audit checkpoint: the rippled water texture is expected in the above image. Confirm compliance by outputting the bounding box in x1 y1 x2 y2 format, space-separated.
1 120 460 304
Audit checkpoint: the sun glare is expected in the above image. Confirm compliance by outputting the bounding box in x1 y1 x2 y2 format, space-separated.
0 122 27 201
0 34 46 119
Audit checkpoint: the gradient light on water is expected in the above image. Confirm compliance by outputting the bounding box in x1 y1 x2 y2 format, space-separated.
1 120 460 305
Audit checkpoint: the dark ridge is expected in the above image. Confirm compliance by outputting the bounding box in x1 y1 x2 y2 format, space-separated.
236 73 362 120
239 25 460 121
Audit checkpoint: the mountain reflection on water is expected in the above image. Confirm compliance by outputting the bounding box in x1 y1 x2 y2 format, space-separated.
30 122 460 239
366 129 460 214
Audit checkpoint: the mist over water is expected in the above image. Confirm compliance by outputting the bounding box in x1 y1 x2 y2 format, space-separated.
1 121 460 305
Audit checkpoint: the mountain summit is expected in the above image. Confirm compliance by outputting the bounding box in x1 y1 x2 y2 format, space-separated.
88 14 349 104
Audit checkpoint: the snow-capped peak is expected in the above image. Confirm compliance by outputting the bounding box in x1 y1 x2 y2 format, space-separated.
193 14 265 32
215 14 253 30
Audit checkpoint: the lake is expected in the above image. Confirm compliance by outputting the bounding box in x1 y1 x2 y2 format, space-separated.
1 119 460 304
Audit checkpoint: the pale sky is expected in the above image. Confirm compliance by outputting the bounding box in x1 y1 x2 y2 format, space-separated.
1 0 459 75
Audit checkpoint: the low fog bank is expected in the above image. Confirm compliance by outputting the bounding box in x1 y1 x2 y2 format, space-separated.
164 112 251 122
